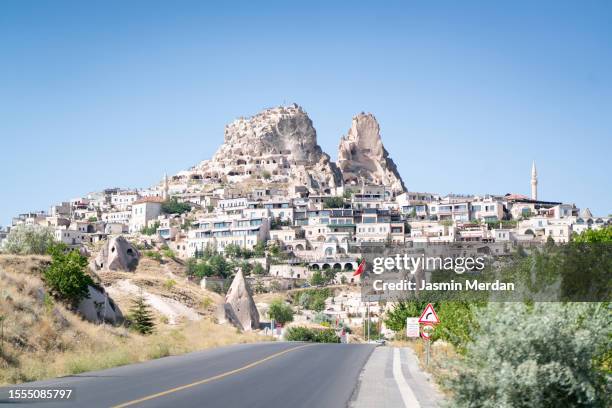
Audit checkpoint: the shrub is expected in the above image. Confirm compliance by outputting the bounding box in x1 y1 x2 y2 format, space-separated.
445 303 611 407
384 301 480 351
294 288 331 312
285 327 339 343
162 248 175 259
163 279 176 290
268 299 294 325
141 222 160 236
2 225 55 255
261 170 271 180
145 251 162 262
43 244 93 306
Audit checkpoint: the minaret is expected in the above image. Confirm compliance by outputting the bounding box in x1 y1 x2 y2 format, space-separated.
530 161 538 200
162 173 169 200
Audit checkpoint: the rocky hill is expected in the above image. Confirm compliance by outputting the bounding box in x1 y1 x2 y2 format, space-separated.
175 104 405 194
337 113 406 192
192 104 342 193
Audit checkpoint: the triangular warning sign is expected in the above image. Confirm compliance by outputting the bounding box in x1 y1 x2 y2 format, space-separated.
418 303 440 324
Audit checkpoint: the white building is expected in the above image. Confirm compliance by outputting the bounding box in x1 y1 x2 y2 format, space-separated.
129 198 164 233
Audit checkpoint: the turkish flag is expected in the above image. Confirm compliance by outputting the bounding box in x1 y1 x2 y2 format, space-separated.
353 259 366 276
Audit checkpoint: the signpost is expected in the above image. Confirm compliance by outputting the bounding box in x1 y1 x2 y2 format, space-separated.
418 304 440 367
406 317 420 338
418 303 440 325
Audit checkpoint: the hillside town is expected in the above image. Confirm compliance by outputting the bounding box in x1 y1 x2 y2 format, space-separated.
1 105 609 334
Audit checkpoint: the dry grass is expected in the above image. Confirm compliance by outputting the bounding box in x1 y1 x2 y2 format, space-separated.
0 255 269 386
391 337 459 396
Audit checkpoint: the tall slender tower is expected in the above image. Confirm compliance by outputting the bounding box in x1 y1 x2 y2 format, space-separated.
530 161 538 200
162 173 169 200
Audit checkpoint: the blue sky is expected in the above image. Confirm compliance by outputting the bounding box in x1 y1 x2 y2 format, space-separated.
1 0 611 225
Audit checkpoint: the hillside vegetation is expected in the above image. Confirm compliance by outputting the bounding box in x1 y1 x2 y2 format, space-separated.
0 255 265 385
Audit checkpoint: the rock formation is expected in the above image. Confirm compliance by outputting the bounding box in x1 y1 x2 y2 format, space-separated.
93 235 140 272
337 113 406 193
223 268 260 331
193 104 342 193
77 285 123 324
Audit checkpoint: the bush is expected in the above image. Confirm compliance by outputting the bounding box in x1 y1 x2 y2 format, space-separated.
445 303 611 407
252 263 266 276
163 279 176 290
2 225 55 255
268 299 294 325
43 244 94 306
285 327 340 343
141 222 160 236
144 251 162 262
384 301 480 351
162 248 175 259
294 288 331 312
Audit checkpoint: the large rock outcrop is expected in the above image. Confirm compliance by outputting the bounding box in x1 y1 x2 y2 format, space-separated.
93 235 140 272
77 285 123 324
194 104 342 193
337 113 406 192
223 269 260 331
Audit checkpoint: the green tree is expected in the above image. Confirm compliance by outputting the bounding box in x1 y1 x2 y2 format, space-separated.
161 197 191 215
128 295 155 335
324 268 337 284
310 270 326 286
323 196 345 209
268 299 294 325
261 170 271 180
43 244 94 306
2 224 55 255
572 225 612 243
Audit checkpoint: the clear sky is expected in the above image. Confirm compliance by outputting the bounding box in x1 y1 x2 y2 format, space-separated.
1 0 611 225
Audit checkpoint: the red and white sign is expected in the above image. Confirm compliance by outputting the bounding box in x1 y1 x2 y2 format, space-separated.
418 303 440 324
421 323 435 340
406 317 420 338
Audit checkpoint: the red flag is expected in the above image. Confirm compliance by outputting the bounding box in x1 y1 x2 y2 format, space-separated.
353 259 366 276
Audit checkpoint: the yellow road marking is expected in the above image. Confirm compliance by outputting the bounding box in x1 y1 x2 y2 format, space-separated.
112 344 312 408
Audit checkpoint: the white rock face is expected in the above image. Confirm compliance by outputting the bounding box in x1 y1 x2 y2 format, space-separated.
223 269 260 331
93 235 140 272
195 104 342 192
337 113 406 192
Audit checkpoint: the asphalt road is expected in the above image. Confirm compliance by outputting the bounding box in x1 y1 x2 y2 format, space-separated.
0 342 375 408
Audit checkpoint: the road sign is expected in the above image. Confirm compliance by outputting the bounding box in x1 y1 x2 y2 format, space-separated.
406 317 420 338
418 303 440 324
421 323 435 340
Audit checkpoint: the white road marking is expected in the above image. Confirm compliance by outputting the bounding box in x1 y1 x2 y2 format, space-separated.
392 347 421 408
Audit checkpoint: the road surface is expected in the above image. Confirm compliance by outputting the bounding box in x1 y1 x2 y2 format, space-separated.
0 342 442 408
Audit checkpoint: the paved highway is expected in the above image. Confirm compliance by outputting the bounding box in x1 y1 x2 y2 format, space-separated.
0 342 375 408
